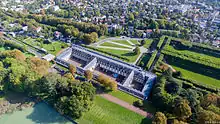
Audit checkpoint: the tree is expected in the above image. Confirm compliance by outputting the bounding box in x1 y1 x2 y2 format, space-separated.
152 112 167 124
140 40 146 46
108 80 117 91
27 57 50 75
90 32 98 43
36 73 61 100
69 65 76 75
165 81 182 95
5 49 26 61
84 70 93 81
201 93 219 108
83 34 93 44
64 73 75 81
171 119 187 124
55 82 95 119
149 19 159 29
129 13 134 21
133 47 140 55
197 109 220 124
97 75 117 91
174 99 192 120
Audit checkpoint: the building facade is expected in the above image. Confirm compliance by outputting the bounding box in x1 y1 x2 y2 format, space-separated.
56 45 156 99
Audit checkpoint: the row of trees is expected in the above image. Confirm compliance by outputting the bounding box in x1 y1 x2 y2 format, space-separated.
0 49 96 119
28 15 108 36
152 68 220 123
97 75 117 91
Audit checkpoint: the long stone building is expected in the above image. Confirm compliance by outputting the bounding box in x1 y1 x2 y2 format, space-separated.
56 45 156 99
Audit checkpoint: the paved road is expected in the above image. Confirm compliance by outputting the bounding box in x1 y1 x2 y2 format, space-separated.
100 94 153 118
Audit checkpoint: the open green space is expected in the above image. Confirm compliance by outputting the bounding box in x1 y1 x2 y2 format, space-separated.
109 90 140 105
24 38 68 55
98 48 139 63
76 96 150 124
163 45 220 69
143 39 153 49
171 65 220 89
109 90 156 113
110 40 132 46
100 42 131 49
130 40 139 45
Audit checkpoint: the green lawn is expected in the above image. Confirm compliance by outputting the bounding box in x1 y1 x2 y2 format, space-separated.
111 40 132 46
109 90 156 113
144 39 153 49
98 48 140 63
98 36 109 41
109 90 140 105
100 42 131 49
172 65 220 88
76 96 151 124
0 47 6 51
130 40 139 45
42 42 68 55
24 38 68 55
56 64 69 71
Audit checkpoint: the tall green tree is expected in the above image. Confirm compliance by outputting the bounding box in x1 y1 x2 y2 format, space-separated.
152 112 167 124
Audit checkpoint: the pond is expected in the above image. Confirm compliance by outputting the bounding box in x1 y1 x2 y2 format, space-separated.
0 102 72 124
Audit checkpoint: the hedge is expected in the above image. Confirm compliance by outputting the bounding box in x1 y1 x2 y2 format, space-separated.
176 77 219 93
146 50 158 70
157 36 166 49
162 46 220 69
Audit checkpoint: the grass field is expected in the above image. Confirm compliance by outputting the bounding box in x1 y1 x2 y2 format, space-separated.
109 90 156 113
109 91 140 105
143 39 153 49
25 38 68 55
100 42 131 49
130 40 139 45
98 48 139 63
76 96 151 124
111 40 132 46
171 65 220 88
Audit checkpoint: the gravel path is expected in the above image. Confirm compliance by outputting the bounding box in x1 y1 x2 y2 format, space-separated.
100 94 153 118
126 40 135 46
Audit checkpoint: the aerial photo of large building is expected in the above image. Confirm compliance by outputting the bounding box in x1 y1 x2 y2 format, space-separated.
56 45 157 99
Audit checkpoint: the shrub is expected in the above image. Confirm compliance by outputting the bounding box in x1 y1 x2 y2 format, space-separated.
133 100 143 107
146 50 158 70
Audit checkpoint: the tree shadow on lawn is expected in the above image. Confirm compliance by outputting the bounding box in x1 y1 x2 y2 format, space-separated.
121 52 136 57
26 102 71 124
